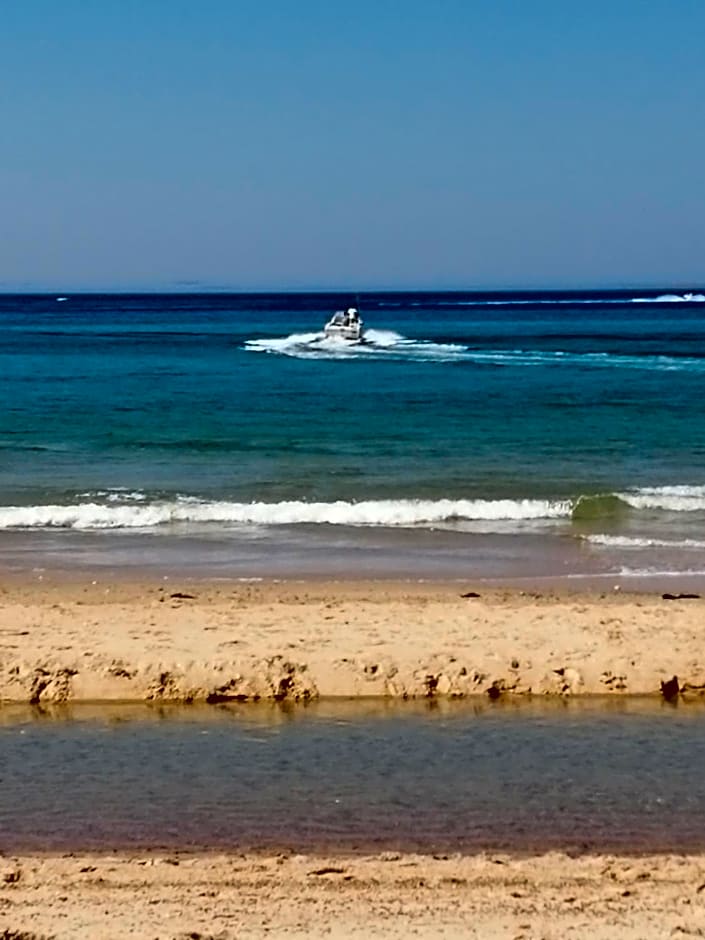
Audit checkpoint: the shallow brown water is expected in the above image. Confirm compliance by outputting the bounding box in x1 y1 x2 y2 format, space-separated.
1 698 704 854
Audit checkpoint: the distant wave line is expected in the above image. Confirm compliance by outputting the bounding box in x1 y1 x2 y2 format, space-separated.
409 293 705 308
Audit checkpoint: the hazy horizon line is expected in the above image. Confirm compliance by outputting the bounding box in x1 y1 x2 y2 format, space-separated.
0 281 703 295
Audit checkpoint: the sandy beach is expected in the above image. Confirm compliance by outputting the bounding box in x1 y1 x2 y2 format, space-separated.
3 849 705 938
0 576 703 703
4 576 704 936
5 1 704 934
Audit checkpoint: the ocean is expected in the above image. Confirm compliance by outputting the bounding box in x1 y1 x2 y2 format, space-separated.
2 289 705 582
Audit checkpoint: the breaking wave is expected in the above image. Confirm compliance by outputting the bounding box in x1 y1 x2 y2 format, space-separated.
586 534 705 549
573 486 705 519
3 485 705 531
412 293 705 308
619 485 705 512
572 494 628 521
632 293 705 303
0 497 568 530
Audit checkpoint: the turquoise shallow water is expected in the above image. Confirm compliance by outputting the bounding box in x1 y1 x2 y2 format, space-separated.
2 290 705 579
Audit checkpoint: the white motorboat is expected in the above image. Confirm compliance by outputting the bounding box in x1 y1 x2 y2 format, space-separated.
324 307 363 342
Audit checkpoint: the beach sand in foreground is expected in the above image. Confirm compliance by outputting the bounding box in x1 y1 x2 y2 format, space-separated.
3 578 703 938
2 850 705 939
0 577 703 702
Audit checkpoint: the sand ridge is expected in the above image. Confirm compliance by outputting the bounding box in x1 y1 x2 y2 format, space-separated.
0 577 703 703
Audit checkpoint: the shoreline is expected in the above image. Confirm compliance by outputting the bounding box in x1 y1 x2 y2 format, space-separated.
5 522 705 590
3 850 705 939
1 575 704 703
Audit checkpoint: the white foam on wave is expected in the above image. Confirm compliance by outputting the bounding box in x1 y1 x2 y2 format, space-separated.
77 489 148 503
619 485 705 512
461 299 628 306
632 293 705 303
0 497 570 531
617 566 705 578
586 534 705 549
431 295 705 307
8 484 705 532
244 330 467 361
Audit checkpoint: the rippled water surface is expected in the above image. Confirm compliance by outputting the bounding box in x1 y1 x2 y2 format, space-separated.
3 291 705 580
1 699 704 853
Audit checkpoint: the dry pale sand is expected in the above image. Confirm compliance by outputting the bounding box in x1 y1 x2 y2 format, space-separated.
3 850 705 939
0 576 703 703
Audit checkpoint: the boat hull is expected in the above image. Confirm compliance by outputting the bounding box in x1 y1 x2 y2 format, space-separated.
323 325 363 342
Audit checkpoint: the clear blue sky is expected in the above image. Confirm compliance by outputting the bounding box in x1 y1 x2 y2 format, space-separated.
1 0 704 290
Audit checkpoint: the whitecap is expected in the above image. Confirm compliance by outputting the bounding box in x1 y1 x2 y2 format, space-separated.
632 293 705 303
585 534 705 549
0 496 571 531
619 485 705 512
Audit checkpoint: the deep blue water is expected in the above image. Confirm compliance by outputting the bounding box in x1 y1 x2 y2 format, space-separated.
1 290 705 578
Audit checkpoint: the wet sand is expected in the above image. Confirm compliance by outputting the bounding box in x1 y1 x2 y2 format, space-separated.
0 576 703 702
3 850 705 939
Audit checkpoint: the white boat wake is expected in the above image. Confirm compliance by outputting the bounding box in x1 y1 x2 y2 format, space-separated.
244 329 468 361
244 332 705 372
